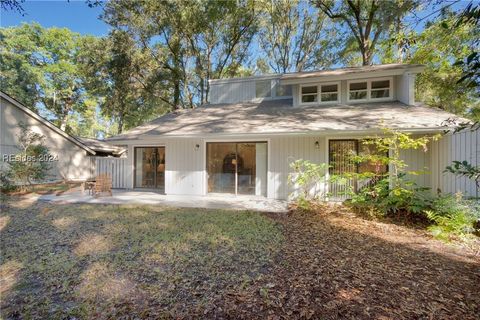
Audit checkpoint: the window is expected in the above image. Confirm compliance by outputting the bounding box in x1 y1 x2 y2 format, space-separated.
301 85 318 103
255 80 271 98
347 78 393 102
371 79 390 99
320 83 339 102
349 81 368 101
275 84 292 97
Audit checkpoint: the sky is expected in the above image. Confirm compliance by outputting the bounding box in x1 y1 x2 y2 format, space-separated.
1 0 110 36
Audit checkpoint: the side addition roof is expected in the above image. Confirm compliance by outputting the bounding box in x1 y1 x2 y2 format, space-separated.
0 91 95 155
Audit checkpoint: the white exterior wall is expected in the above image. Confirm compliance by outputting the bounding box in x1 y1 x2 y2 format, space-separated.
0 98 92 182
117 134 437 200
209 80 256 104
430 129 479 198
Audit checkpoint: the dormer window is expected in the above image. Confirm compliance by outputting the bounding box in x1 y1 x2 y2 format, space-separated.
256 80 272 99
255 79 292 100
320 83 339 102
300 82 340 105
301 85 318 103
371 79 390 99
349 81 368 101
347 77 393 103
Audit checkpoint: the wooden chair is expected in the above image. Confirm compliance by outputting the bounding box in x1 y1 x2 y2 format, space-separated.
93 173 112 197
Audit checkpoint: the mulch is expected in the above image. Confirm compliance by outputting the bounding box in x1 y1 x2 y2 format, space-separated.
211 206 480 319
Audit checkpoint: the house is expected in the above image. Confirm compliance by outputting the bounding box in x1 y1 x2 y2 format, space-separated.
106 63 472 200
0 92 99 183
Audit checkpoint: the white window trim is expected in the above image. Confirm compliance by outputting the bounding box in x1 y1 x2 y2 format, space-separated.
299 82 341 106
319 81 341 105
347 77 393 103
299 84 319 105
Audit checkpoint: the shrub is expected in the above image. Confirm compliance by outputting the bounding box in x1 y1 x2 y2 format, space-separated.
0 170 17 193
288 160 328 208
347 174 433 218
425 194 480 241
6 123 52 189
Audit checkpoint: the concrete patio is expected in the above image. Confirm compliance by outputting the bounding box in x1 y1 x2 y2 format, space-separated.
39 190 288 213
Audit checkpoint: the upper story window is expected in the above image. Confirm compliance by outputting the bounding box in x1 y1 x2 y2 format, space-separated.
300 82 340 105
348 77 393 102
255 79 292 99
255 80 272 99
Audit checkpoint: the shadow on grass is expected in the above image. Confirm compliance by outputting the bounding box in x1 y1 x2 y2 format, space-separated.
216 212 480 319
0 199 282 319
0 199 479 319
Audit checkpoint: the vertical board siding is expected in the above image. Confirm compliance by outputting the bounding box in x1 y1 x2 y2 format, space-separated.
431 128 479 198
210 81 255 104
165 138 204 195
269 136 326 200
95 157 128 188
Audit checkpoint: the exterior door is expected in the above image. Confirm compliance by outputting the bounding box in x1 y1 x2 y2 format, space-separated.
134 147 165 191
206 142 267 196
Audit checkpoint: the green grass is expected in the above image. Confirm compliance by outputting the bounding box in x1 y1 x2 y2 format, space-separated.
0 202 283 318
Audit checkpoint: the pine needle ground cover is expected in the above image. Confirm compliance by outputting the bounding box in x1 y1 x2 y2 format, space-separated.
1 198 479 319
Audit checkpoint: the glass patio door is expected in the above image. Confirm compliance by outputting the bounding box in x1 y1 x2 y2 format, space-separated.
206 142 267 196
134 147 165 191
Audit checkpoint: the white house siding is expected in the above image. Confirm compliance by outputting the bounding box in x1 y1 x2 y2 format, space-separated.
399 144 431 187
166 138 204 195
209 80 255 104
115 134 438 200
0 98 92 182
269 136 327 200
430 129 479 198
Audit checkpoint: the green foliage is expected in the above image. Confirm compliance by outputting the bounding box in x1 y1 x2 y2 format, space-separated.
6 123 52 189
425 194 480 241
315 0 418 66
347 175 432 217
337 129 438 217
445 160 480 191
258 0 334 73
288 159 328 205
0 23 99 132
0 169 17 193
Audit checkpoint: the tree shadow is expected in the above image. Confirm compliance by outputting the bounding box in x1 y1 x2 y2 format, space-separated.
217 212 480 319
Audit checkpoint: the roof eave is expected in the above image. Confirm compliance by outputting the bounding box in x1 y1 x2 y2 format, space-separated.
1 92 96 155
281 65 426 85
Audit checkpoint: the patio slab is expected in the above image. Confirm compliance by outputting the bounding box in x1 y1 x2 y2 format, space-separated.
38 190 288 213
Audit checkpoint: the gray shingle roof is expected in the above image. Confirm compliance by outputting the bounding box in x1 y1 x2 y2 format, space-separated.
106 99 466 141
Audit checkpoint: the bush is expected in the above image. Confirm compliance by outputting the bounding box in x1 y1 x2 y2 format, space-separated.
6 123 52 189
425 194 480 241
0 170 17 193
347 175 433 218
288 160 328 208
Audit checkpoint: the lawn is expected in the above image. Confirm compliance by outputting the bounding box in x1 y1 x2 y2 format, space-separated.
1 198 479 319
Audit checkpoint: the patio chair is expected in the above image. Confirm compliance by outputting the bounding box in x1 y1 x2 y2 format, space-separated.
93 173 113 197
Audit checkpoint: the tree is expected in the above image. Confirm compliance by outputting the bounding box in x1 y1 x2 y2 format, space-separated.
0 0 25 15
79 30 169 134
102 0 259 107
1 23 94 131
6 123 53 189
0 23 43 110
315 0 418 66
258 0 334 73
409 13 479 120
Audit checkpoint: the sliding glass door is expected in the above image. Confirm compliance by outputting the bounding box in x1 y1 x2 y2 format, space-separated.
134 147 165 191
207 142 267 196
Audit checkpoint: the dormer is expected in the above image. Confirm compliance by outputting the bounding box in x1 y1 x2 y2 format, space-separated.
208 64 425 106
